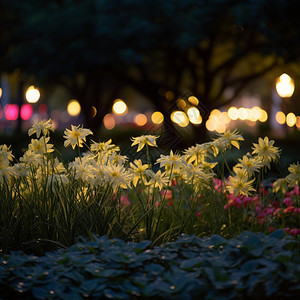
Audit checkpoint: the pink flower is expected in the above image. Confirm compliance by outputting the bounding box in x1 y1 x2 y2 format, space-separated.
294 185 299 196
265 207 275 215
284 228 290 233
294 207 300 215
283 197 293 207
119 195 131 206
196 211 202 218
268 227 275 232
213 178 222 192
290 228 300 236
155 201 160 207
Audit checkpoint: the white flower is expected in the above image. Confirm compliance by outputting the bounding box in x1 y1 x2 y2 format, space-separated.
28 119 54 138
63 125 93 149
131 135 158 152
147 170 168 190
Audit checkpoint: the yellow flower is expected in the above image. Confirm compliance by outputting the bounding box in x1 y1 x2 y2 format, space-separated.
129 159 150 187
69 156 94 181
226 167 255 196
131 135 158 152
252 137 280 168
63 125 93 149
156 150 184 170
103 165 131 190
147 170 168 190
91 139 119 153
28 137 54 155
0 144 14 163
286 162 300 186
214 129 244 151
273 178 289 194
183 143 211 165
20 150 43 166
235 154 263 177
28 119 54 138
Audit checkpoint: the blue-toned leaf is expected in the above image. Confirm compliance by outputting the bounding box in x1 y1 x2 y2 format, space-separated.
133 240 152 254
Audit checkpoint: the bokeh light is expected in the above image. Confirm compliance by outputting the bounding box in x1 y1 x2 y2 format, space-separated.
258 109 268 122
151 111 164 124
67 99 81 117
103 114 115 130
176 99 186 109
90 106 97 118
20 104 33 120
135 114 147 126
171 111 189 127
112 99 127 115
187 96 199 106
276 73 295 98
0 88 2 98
275 111 286 125
4 104 19 120
39 103 48 115
296 116 300 129
187 107 202 124
286 112 296 127
165 91 175 101
237 107 248 120
228 107 239 120
26 86 40 103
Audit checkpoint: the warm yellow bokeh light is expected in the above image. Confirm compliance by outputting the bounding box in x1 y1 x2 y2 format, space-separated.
276 73 295 98
67 100 81 117
0 88 2 98
210 109 221 116
171 111 189 127
187 107 202 124
151 111 164 124
259 109 268 122
296 116 300 129
275 111 286 125
237 107 248 120
112 99 127 115
219 112 230 124
176 99 186 109
216 123 226 133
228 107 239 120
248 107 261 122
206 119 217 131
165 91 175 101
286 112 296 127
26 86 40 103
187 96 199 106
135 114 147 126
90 106 97 118
103 114 115 130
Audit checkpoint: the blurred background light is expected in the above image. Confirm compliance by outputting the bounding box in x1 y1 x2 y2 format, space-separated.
112 99 127 115
286 112 296 127
67 99 81 117
228 106 239 120
5 104 19 120
276 73 295 98
151 111 164 124
25 86 40 103
134 113 147 126
103 113 115 130
187 96 199 106
171 110 189 127
187 107 202 124
275 111 286 125
20 104 33 120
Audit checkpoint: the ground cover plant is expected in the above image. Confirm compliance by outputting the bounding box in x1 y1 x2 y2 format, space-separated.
1 230 300 299
0 119 299 254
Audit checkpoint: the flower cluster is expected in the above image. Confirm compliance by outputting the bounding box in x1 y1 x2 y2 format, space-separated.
0 119 299 242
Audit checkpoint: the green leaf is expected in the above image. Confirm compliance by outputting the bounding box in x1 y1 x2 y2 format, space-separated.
133 241 152 254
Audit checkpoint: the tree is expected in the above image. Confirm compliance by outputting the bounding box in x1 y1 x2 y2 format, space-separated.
1 0 300 143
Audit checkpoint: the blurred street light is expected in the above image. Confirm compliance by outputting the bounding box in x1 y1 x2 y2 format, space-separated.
112 99 127 115
25 86 40 103
67 99 81 117
276 73 295 98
